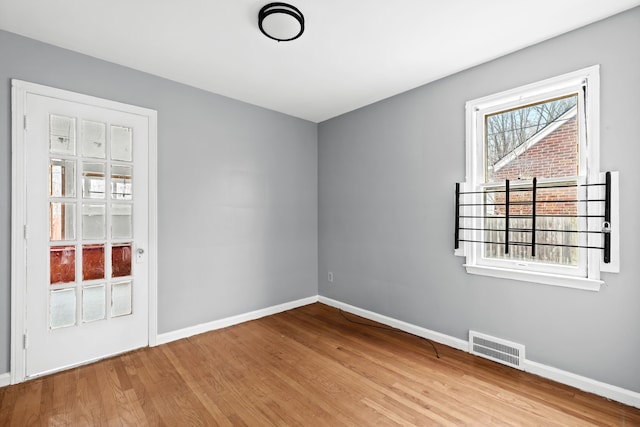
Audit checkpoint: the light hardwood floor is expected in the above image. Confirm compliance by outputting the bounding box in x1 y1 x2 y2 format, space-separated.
1 303 639 426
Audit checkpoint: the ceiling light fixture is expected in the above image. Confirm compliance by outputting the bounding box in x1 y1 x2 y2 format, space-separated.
258 3 305 42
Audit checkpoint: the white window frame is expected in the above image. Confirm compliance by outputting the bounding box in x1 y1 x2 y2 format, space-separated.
459 65 619 291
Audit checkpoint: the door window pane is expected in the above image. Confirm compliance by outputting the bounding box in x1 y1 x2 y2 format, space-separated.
111 165 132 200
50 202 76 241
111 125 132 161
83 244 105 281
49 115 76 155
111 281 132 317
112 244 132 277
82 203 106 240
50 246 76 284
83 284 106 322
49 159 76 198
82 120 106 159
112 204 132 239
82 163 106 199
50 288 76 329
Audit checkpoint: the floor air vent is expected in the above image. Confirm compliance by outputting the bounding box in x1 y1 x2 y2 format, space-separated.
469 331 525 370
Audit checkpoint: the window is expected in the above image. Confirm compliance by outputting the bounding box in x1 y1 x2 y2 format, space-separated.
458 65 618 290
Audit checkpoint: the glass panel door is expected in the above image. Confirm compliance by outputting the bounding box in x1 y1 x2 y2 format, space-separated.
19 82 153 381
47 118 135 330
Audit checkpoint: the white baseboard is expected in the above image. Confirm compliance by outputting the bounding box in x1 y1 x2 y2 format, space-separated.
524 360 640 409
0 372 10 388
10 294 637 408
318 296 640 409
156 296 319 345
319 296 468 351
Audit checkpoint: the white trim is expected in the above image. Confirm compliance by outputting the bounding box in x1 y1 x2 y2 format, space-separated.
156 296 319 345
463 265 602 291
318 297 640 409
147 107 159 347
524 360 640 409
461 65 611 288
10 80 159 384
318 296 469 351
6 294 639 408
466 65 599 113
0 373 10 388
10 81 27 385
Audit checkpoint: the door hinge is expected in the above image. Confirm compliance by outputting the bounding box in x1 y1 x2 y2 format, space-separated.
23 333 28 349
24 224 29 239
23 115 27 131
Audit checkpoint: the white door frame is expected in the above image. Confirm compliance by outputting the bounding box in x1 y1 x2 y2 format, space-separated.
10 80 158 384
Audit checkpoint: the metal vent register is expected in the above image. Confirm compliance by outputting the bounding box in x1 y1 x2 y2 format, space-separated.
469 331 525 370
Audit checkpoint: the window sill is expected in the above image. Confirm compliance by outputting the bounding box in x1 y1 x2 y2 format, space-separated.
463 264 603 291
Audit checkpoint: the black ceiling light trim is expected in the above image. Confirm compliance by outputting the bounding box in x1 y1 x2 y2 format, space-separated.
258 3 305 42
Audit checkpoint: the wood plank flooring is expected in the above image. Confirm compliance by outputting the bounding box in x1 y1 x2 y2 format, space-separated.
2 303 639 426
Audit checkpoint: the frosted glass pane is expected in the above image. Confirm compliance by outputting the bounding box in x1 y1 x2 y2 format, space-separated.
50 115 76 155
111 125 132 161
49 159 76 198
50 288 76 329
111 165 132 200
112 204 132 239
82 203 105 240
82 120 106 159
50 202 76 241
112 244 132 278
50 246 76 284
82 163 106 199
83 244 105 281
83 284 105 322
111 281 132 317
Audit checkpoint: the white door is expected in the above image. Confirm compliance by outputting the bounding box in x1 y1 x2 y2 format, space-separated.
19 85 152 378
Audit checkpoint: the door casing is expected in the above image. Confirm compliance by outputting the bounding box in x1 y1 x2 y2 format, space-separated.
10 79 158 384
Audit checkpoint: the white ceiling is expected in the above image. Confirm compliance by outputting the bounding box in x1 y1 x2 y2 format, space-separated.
1 1 639 122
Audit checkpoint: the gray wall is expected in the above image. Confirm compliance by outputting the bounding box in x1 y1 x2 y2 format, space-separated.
318 7 640 392
0 30 318 374
2 7 638 395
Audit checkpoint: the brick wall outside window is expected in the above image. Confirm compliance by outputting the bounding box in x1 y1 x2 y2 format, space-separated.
492 116 578 216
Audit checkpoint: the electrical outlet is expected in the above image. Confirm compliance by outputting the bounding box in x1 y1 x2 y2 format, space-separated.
328 271 334 283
